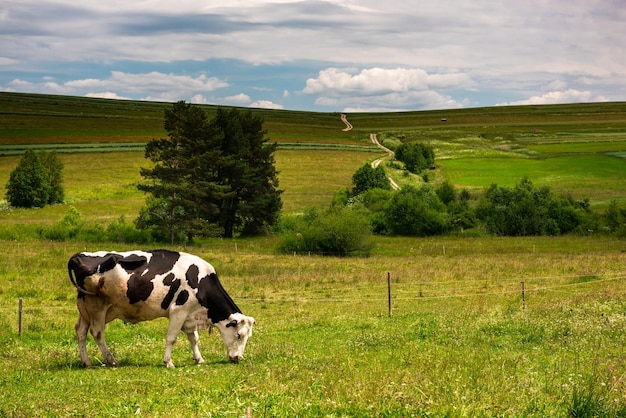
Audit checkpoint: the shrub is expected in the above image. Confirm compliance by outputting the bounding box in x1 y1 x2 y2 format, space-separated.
385 185 448 236
394 142 435 174
277 207 374 256
476 178 585 236
42 206 84 240
42 208 155 244
351 163 390 195
5 150 64 208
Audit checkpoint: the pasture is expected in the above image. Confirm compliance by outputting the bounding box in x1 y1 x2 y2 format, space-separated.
1 238 626 416
1 93 626 416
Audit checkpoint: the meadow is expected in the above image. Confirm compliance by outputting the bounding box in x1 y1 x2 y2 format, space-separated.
2 237 626 416
0 93 626 416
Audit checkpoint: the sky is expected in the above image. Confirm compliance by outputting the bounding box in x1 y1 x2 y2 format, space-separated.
1 0 625 112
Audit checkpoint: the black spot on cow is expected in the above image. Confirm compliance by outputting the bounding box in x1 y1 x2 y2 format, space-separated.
175 290 189 306
118 254 148 272
126 250 180 304
98 255 121 274
161 273 181 310
186 264 200 289
197 272 241 323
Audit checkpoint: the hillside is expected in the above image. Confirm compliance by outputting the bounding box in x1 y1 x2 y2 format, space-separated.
1 92 625 215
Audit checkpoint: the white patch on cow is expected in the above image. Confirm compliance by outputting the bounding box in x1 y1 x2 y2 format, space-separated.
213 313 256 363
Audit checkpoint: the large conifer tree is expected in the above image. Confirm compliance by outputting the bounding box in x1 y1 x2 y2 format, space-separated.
137 102 281 242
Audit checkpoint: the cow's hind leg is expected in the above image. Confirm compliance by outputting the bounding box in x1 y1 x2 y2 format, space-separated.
89 306 118 367
75 297 93 367
75 314 91 367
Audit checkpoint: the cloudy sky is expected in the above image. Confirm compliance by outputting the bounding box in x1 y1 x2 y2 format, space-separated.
1 0 625 112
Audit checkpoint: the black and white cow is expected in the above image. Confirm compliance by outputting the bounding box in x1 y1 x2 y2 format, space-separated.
68 250 255 368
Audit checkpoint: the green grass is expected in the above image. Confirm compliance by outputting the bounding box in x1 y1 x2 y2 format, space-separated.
2 238 626 416
527 139 626 155
439 154 626 207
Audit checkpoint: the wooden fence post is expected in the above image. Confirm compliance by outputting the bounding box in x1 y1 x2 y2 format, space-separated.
387 272 392 317
18 298 23 337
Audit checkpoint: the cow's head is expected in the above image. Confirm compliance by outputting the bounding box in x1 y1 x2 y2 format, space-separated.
214 313 255 363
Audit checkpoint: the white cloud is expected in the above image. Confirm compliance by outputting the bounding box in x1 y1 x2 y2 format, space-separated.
189 94 208 104
0 57 19 66
498 89 609 106
5 71 229 102
224 93 251 104
304 67 472 111
249 100 283 109
85 92 132 100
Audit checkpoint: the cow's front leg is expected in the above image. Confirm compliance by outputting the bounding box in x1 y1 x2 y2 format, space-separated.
182 316 205 365
185 330 205 365
75 314 91 367
163 314 187 368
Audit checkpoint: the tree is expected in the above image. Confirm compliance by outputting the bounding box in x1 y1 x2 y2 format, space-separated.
137 102 282 242
351 163 391 195
137 101 224 244
385 185 448 236
40 151 65 204
6 150 64 208
210 107 282 237
476 178 584 236
395 142 434 174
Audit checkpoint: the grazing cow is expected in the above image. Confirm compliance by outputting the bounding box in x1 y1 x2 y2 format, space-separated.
68 250 255 368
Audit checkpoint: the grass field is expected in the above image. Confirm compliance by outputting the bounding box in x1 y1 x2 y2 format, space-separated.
1 237 626 416
1 93 626 416
439 154 626 206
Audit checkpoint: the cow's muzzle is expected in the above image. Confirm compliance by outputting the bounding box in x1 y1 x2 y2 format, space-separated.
229 355 242 363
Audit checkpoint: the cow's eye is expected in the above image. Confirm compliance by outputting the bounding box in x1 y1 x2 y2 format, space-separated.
236 333 241 340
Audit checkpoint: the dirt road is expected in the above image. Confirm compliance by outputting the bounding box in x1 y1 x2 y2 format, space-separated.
340 114 399 190
340 113 353 131
370 133 399 190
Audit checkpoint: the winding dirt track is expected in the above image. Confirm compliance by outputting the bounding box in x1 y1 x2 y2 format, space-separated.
340 113 353 131
341 114 399 190
370 133 400 190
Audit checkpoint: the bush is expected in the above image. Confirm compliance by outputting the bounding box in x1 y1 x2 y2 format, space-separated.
5 150 64 208
394 142 435 174
41 207 154 244
42 206 84 240
351 164 390 195
476 178 585 236
277 207 374 256
385 185 448 236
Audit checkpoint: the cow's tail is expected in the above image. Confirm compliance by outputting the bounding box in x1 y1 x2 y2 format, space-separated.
68 261 97 296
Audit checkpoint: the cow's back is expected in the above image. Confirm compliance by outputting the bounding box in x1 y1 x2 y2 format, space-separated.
69 250 212 323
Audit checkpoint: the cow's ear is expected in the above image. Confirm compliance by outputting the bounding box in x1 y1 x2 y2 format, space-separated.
226 319 238 328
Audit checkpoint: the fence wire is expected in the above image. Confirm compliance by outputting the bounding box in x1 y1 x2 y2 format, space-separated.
1 273 623 311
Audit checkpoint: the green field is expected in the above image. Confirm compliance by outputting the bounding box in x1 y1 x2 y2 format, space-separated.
1 93 626 416
2 237 626 416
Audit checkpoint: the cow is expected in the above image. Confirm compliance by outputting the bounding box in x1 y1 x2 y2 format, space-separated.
68 249 255 368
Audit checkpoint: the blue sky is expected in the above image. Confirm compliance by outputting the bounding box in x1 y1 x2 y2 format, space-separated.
1 0 625 112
